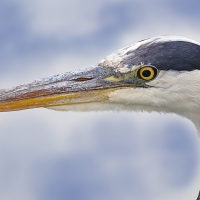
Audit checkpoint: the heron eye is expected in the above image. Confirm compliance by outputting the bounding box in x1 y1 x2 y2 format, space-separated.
137 66 158 81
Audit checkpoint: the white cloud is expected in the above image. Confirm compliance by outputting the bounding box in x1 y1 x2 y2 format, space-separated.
0 0 200 199
12 0 124 38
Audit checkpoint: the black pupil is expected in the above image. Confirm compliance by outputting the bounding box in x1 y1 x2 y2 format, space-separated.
142 70 151 77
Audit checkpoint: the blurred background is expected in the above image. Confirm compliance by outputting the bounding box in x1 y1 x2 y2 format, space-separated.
0 0 200 199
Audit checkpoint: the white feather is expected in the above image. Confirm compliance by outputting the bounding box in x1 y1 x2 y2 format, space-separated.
108 70 200 132
49 70 200 132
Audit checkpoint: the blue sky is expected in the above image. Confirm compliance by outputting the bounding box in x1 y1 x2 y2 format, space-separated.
0 0 200 199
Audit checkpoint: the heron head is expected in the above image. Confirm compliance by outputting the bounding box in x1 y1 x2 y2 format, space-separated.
0 36 200 127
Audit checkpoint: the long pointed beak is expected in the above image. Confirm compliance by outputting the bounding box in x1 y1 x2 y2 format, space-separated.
0 65 139 112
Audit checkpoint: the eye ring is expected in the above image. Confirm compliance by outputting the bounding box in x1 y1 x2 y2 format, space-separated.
137 65 158 81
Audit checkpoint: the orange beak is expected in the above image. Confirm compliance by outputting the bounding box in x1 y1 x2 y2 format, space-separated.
0 65 138 112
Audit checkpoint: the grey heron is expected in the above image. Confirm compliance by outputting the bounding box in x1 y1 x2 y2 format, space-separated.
0 35 200 199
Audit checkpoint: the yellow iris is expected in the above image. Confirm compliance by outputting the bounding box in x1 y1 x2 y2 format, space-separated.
139 66 155 81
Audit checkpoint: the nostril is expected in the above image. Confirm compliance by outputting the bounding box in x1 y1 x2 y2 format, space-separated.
72 77 93 82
